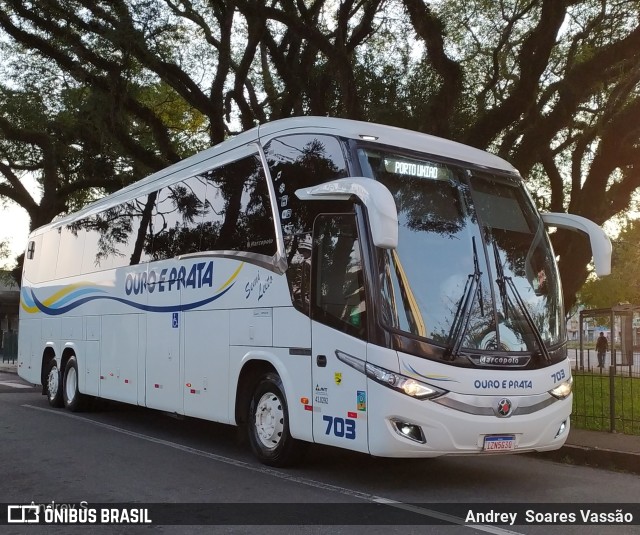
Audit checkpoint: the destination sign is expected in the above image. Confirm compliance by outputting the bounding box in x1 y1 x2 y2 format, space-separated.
383 158 452 180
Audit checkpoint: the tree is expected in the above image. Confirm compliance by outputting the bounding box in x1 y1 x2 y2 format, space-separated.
0 240 17 285
0 0 212 235
580 220 640 308
0 0 639 309
403 0 640 308
0 240 9 263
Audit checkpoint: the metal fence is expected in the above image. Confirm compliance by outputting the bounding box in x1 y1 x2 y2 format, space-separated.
1 331 17 363
569 348 639 435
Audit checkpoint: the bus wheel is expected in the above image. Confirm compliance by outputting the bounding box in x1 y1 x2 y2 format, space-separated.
247 372 306 467
63 356 88 412
46 360 64 408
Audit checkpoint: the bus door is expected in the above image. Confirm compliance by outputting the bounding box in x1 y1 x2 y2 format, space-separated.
310 213 369 453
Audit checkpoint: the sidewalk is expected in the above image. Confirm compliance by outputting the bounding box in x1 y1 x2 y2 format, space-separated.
0 359 18 374
1 358 638 473
537 427 640 475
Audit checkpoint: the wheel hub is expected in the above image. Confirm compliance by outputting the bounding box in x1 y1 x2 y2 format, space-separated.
48 367 59 397
66 366 77 402
254 393 284 449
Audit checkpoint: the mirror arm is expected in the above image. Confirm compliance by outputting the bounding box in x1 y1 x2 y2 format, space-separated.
541 212 612 276
295 177 398 249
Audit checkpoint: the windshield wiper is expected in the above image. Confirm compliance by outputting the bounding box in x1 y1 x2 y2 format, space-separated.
445 238 483 358
492 241 550 362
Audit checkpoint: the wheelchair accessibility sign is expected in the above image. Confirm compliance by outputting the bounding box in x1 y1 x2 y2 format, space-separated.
172 313 179 328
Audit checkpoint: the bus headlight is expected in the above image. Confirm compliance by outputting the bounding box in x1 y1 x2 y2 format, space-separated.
365 362 446 400
335 350 447 400
549 377 573 399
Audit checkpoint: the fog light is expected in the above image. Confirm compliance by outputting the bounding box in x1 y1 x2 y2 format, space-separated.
391 420 426 444
555 419 567 438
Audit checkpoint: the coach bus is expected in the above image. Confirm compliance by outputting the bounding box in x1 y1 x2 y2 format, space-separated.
17 117 611 466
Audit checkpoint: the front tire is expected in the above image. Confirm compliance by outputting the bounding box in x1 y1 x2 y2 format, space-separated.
247 372 306 467
45 360 64 408
63 356 88 412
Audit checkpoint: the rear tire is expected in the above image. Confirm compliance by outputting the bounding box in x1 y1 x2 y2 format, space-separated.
247 372 307 467
63 356 88 412
45 360 64 408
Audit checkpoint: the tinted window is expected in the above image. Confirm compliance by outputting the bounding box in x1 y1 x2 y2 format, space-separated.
312 214 366 340
286 231 312 313
148 175 208 261
22 234 42 282
198 153 276 256
360 147 498 348
55 226 85 279
37 230 60 282
76 194 156 273
63 153 277 274
264 134 348 238
263 134 349 311
470 174 564 347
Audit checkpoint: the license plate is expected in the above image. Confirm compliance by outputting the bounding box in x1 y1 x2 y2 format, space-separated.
483 435 516 451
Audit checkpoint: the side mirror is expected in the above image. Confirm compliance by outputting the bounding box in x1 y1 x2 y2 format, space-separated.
541 212 612 276
295 177 398 249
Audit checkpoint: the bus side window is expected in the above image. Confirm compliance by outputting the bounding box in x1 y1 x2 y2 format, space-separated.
78 194 156 273
200 154 277 257
55 226 86 279
23 235 42 283
263 134 349 312
311 213 366 340
287 232 312 314
37 229 61 282
149 177 208 261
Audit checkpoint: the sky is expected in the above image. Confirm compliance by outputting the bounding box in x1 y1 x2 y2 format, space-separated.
0 201 30 269
0 174 38 270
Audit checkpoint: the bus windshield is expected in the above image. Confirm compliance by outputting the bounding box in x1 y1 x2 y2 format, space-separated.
357 147 564 358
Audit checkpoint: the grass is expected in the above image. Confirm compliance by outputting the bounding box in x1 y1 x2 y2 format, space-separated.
572 371 640 435
567 341 596 350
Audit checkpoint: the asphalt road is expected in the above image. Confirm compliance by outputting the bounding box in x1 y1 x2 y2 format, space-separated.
0 371 638 535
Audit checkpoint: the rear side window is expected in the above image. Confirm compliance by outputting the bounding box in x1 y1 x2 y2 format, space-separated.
198 154 277 257
69 152 278 271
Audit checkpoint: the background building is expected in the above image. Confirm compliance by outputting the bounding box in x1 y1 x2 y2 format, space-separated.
0 272 19 361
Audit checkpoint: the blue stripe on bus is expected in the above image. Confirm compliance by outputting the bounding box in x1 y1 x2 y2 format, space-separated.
28 283 236 316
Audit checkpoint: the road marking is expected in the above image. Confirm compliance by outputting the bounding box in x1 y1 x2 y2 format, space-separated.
0 381 33 389
23 404 521 534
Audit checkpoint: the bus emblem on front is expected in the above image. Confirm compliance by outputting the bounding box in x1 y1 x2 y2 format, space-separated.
497 398 512 417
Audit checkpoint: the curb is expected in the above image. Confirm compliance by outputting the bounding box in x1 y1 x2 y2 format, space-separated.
0 364 17 375
535 444 640 475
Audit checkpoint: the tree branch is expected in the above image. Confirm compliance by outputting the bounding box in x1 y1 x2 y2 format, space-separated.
403 0 463 137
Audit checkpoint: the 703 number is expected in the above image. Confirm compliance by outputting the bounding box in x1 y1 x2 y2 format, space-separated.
322 415 356 440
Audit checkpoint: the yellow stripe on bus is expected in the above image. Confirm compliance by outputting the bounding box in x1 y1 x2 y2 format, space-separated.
216 262 245 292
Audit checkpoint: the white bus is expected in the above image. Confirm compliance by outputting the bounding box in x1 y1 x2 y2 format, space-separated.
18 117 611 466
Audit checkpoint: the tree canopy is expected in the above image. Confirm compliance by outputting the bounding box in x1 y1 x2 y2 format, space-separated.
580 220 640 309
1 0 639 309
0 239 8 262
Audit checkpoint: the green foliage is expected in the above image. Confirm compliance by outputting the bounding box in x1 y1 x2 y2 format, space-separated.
0 240 15 274
580 220 640 308
0 0 639 308
137 83 208 156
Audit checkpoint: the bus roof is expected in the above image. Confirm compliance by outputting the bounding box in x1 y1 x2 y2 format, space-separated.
36 116 518 235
